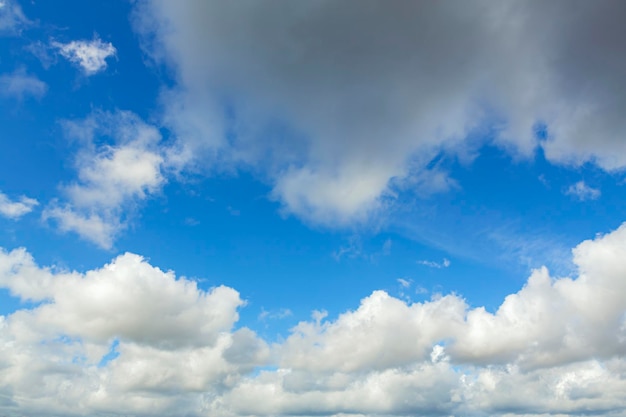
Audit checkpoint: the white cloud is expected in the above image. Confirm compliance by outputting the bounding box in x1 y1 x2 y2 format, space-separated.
133 0 626 226
43 111 166 248
0 248 268 416
0 69 47 100
417 258 450 268
396 278 411 288
53 36 117 75
0 0 28 34
0 191 38 219
3 222 626 415
566 180 601 201
258 308 293 321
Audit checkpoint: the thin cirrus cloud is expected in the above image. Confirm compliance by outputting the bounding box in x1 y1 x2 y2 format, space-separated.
52 36 117 75
132 0 626 228
1 219 626 415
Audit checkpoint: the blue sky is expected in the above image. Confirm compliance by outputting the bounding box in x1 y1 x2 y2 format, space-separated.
1 1 626 416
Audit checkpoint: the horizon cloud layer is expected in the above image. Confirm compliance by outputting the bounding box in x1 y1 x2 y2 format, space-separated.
1 221 626 416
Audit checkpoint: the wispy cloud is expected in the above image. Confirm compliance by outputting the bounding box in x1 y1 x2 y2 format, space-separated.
53 36 116 75
566 180 601 201
43 111 165 248
397 278 412 288
0 191 38 219
258 308 293 321
0 69 47 100
0 0 29 34
417 258 450 269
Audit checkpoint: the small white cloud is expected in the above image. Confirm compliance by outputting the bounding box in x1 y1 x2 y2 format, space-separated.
566 180 601 201
397 278 411 289
53 36 116 75
42 206 117 249
417 258 450 269
258 308 293 321
0 191 38 219
0 69 47 100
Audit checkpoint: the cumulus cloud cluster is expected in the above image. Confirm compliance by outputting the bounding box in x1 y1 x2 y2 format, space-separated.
0 249 268 416
129 0 626 227
2 221 626 416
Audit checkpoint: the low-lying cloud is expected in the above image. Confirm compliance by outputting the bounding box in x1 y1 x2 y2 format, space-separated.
2 221 626 416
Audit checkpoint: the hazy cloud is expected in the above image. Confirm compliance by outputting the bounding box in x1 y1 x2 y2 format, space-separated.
0 69 47 100
566 180 601 201
417 258 451 269
0 0 28 34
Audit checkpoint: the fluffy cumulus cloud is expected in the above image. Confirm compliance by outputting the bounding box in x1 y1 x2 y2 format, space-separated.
0 69 47 100
2 221 626 416
53 36 117 75
0 249 269 416
132 0 626 226
0 190 37 219
43 111 166 248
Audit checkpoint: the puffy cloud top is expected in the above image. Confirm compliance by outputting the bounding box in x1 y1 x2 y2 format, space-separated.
2 221 626 416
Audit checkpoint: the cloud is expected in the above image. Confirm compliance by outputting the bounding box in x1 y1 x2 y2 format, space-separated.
0 248 268 416
2 222 626 415
0 69 47 100
0 0 28 34
53 36 117 75
417 258 451 268
396 278 411 288
566 180 601 201
0 191 38 219
43 111 166 248
133 0 626 226
258 308 293 322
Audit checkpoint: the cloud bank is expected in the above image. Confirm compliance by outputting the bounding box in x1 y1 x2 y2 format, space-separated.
2 220 626 416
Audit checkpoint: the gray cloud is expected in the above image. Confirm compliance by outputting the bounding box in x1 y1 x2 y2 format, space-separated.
133 0 626 226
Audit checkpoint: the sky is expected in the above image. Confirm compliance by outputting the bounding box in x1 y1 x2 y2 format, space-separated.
1 0 626 416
